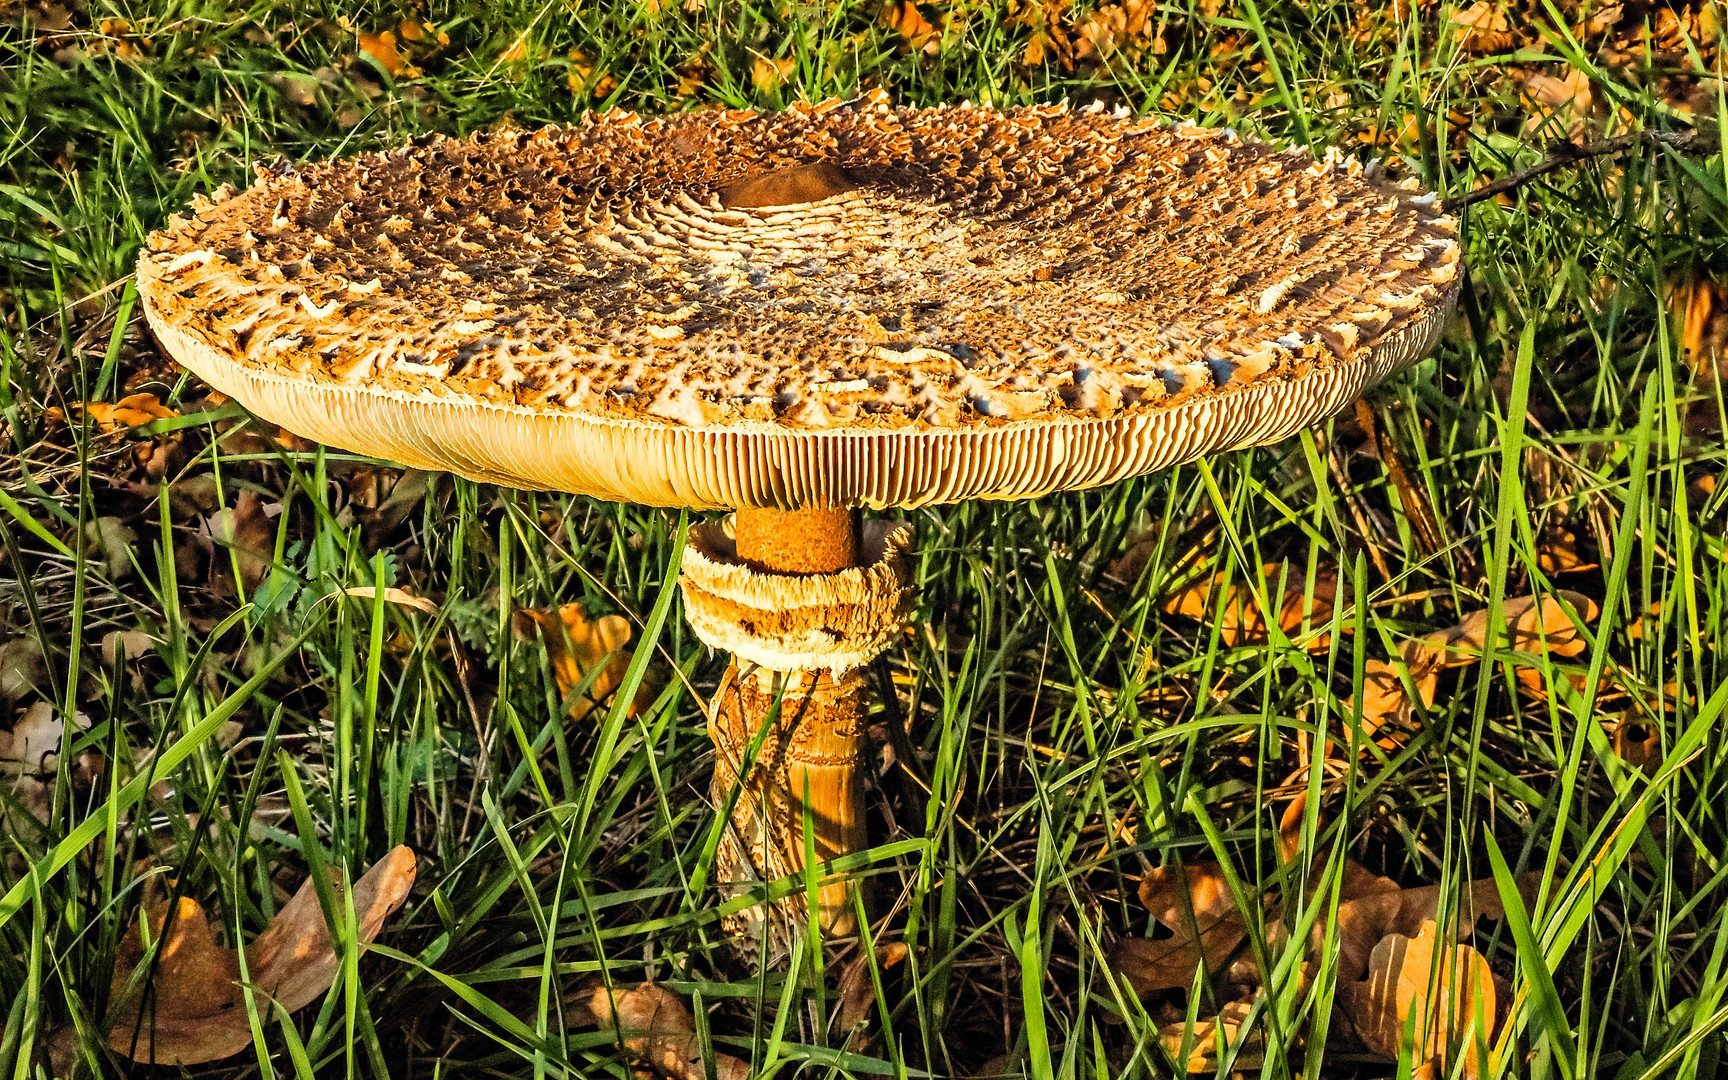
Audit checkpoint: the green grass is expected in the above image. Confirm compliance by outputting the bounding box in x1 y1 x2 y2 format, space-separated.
1 0 1726 1077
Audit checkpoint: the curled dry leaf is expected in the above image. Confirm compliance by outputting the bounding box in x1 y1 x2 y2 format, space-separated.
512 603 636 721
47 393 178 432
836 941 910 1032
881 0 941 54
569 982 750 1080
1159 1000 1263 1073
1609 717 1663 774
1 701 95 824
1164 563 1343 651
1342 592 1598 754
204 489 277 593
1336 920 1498 1076
1452 1 1514 52
338 585 439 616
107 845 416 1065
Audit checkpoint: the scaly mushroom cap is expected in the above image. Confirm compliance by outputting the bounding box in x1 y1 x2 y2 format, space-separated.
137 91 1459 510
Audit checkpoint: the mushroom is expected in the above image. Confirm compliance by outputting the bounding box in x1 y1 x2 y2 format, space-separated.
134 92 1459 958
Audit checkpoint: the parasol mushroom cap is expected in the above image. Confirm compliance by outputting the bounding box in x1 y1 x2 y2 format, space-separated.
137 91 1460 511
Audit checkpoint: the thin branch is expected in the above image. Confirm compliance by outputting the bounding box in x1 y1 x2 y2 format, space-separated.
1442 129 1710 212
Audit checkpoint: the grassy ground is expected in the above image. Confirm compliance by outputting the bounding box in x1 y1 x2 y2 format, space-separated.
2 0 1727 1077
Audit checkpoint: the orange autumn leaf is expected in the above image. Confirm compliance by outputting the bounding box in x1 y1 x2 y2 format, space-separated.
1341 592 1598 755
49 393 178 431
512 603 636 721
108 847 415 1064
1452 1 1514 52
1336 920 1498 1076
750 54 795 93
569 983 751 1080
881 0 941 53
357 29 408 76
1165 563 1344 652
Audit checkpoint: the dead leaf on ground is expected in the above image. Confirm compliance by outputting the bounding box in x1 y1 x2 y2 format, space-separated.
1336 920 1497 1076
48 393 178 432
511 603 637 721
837 941 910 1032
357 29 413 76
107 846 416 1064
2 702 97 824
1164 563 1344 651
881 0 941 53
569 983 750 1080
1452 1 1514 52
749 54 795 92
204 489 277 594
1159 1000 1263 1073
0 636 48 701
100 630 156 667
1609 717 1663 773
337 586 439 616
1342 592 1599 754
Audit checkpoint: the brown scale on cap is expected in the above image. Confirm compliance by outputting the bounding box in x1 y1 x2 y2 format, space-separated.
135 91 1458 510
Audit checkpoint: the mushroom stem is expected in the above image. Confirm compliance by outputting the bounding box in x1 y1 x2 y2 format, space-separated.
710 505 868 951
733 505 858 574
711 662 868 944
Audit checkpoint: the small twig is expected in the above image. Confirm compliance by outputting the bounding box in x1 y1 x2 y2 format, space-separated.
1442 129 1709 212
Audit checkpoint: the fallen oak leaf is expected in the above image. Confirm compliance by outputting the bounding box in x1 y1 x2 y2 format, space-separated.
336 585 439 616
512 603 636 721
1163 563 1345 652
1159 1000 1263 1074
1110 917 1250 995
1326 873 1537 983
1336 920 1498 1076
107 845 416 1064
1425 591 1599 665
47 392 179 431
570 982 750 1080
836 941 909 1032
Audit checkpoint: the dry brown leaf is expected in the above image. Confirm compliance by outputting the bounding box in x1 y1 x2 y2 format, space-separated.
1452 1 1514 52
1341 592 1598 755
1074 0 1161 62
48 393 178 431
570 983 751 1080
1427 591 1598 664
1159 1000 1263 1073
1164 564 1343 651
881 0 941 53
0 636 48 701
1 702 95 824
749 54 795 93
101 630 156 667
567 49 618 97
357 29 408 75
205 489 276 593
1675 274 1728 381
1327 874 1533 983
836 941 909 1031
338 586 439 616
1609 717 1663 774
1537 527 1597 574
1110 917 1249 995
512 603 636 721
1337 920 1497 1075
1521 69 1595 140
107 846 416 1064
